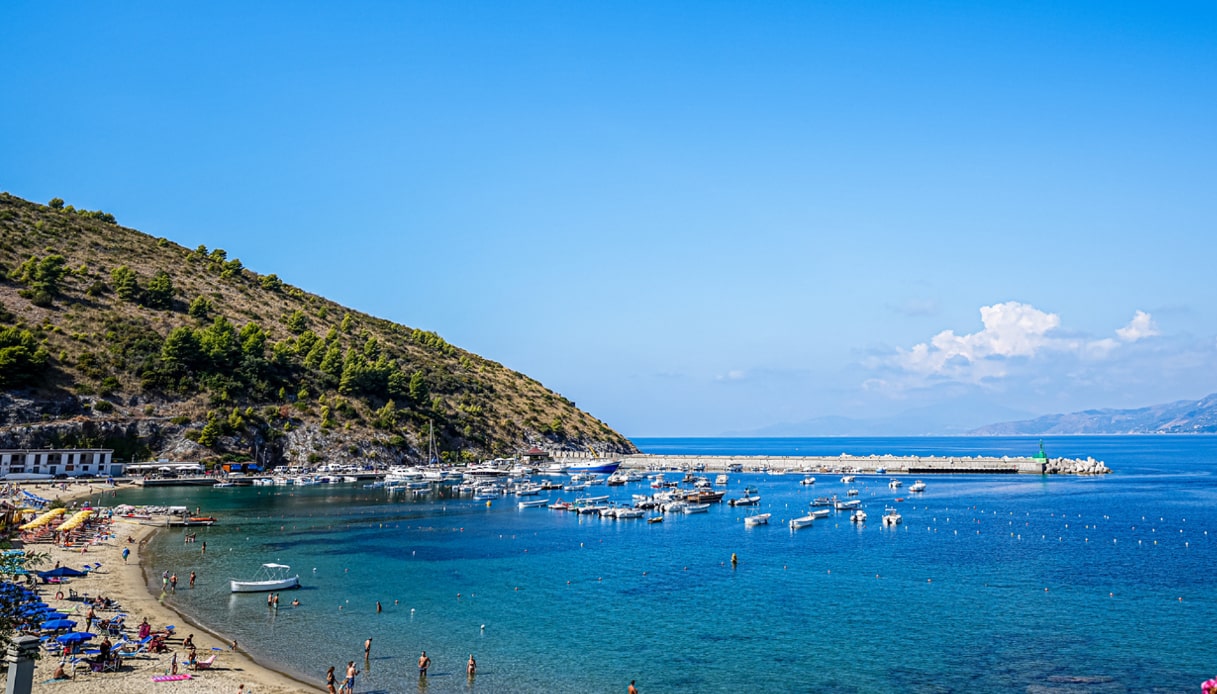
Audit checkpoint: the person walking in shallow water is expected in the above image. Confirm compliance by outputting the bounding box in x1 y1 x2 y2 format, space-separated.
467 654 476 678
629 680 639 694
364 637 372 659
418 651 431 677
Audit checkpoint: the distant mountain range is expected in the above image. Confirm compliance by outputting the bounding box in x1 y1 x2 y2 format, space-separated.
968 394 1217 435
736 395 1217 437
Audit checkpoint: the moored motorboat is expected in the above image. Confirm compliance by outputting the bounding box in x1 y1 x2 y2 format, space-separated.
789 514 816 530
910 480 927 492
800 476 816 485
882 506 902 526
682 503 711 514
744 513 771 527
518 498 549 509
565 460 622 474
851 509 867 523
230 563 300 593
889 479 903 489
834 498 862 511
728 488 760 506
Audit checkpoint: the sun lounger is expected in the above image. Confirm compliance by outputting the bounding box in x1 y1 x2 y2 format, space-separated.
191 654 217 671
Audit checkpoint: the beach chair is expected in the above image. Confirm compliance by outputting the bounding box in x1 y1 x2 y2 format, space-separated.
191 654 217 671
117 635 151 656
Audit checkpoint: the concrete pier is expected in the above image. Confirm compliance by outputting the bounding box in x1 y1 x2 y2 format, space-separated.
618 453 1110 475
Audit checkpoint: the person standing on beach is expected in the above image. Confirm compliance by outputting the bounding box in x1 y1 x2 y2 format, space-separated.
170 573 178 591
326 665 337 694
343 660 358 694
418 651 431 678
122 547 130 563
85 605 95 632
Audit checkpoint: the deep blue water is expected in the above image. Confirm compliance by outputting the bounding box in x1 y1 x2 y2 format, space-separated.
101 436 1217 693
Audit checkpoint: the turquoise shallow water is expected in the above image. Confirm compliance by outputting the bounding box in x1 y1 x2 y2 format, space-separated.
104 436 1217 693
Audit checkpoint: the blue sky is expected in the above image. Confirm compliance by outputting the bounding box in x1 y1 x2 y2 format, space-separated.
3 2 1215 436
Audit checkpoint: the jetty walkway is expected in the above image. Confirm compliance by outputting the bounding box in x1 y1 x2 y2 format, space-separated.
618 453 1109 475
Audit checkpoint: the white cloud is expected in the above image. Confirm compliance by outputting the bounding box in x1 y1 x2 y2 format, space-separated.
897 301 1060 378
887 302 1159 386
715 370 747 381
1116 310 1159 342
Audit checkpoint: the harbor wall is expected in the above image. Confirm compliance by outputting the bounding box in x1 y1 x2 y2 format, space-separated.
618 454 1110 475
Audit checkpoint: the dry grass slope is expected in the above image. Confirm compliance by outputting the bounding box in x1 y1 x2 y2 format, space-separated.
0 193 635 466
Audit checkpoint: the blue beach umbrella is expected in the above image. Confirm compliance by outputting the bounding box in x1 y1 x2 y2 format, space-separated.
42 611 70 620
56 632 96 645
37 567 86 579
41 619 77 631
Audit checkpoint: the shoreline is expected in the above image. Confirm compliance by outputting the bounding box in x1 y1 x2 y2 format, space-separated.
11 481 320 693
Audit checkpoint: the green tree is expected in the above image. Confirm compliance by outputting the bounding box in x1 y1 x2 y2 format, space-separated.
48 197 65 209
285 310 308 334
199 316 239 372
0 326 50 388
409 370 429 404
260 273 283 291
17 253 69 304
187 296 212 320
143 270 174 309
198 411 223 447
110 265 140 302
320 345 343 383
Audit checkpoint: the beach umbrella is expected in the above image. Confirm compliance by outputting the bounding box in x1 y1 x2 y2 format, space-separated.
37 567 87 579
56 632 95 645
42 611 70 620
41 619 77 631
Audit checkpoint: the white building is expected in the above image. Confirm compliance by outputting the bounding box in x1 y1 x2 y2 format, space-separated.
0 449 121 480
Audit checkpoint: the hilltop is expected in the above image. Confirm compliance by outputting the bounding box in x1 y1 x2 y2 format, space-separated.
0 193 635 466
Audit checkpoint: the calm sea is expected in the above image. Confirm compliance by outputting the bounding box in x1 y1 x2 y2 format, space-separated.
103 436 1216 693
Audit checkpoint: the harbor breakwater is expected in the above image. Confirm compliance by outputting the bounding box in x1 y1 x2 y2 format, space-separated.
619 452 1110 475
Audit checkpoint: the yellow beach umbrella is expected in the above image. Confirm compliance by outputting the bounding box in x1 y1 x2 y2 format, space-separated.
18 507 66 531
56 510 94 532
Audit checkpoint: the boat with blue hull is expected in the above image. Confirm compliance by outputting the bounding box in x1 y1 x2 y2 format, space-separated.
565 460 622 474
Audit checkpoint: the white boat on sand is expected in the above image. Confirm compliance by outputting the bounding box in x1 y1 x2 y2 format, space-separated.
230 563 300 593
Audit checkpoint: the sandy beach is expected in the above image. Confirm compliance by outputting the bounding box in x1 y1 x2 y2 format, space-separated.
10 481 319 694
